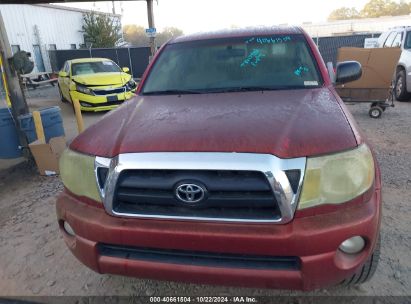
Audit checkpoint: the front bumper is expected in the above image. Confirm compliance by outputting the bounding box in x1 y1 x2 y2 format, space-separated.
70 90 135 112
56 183 381 291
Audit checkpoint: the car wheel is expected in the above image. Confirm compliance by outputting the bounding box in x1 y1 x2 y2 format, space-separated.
340 233 381 287
394 70 410 101
58 86 68 103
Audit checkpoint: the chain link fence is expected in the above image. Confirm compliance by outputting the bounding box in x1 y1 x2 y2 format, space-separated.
48 47 151 79
316 33 381 66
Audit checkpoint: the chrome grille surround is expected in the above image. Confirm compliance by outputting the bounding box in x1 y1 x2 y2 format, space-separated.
95 152 306 223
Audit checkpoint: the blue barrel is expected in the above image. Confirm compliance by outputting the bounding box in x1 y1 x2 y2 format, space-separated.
18 106 65 143
0 108 22 159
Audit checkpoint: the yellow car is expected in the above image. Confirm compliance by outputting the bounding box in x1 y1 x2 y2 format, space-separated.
57 58 137 111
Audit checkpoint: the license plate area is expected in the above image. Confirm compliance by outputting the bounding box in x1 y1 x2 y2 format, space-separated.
107 95 119 102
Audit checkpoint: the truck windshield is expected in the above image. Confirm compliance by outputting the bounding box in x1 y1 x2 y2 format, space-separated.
142 34 323 95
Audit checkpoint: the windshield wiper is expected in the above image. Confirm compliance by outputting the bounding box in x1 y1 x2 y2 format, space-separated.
202 86 306 93
142 85 314 95
142 89 203 95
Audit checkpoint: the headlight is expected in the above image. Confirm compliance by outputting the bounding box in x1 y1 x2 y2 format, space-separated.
76 84 94 95
59 149 101 203
126 79 137 90
298 144 374 210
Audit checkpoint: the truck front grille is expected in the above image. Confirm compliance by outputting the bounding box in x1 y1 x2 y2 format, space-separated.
98 152 307 224
112 170 281 221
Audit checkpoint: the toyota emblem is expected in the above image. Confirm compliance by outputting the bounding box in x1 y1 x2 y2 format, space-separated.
175 183 206 204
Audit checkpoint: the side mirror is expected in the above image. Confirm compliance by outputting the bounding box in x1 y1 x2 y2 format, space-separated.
335 61 362 85
122 67 130 73
58 71 68 78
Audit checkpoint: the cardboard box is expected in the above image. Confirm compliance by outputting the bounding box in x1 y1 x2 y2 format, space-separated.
336 88 391 102
29 136 66 176
337 47 401 89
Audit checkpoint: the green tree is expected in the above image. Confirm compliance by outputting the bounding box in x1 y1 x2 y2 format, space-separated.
123 25 183 47
123 24 149 47
328 7 360 20
156 27 184 46
361 0 411 17
360 0 388 17
329 0 411 20
82 11 121 48
384 0 411 15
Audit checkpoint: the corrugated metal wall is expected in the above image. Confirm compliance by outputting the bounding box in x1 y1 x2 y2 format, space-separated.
0 5 121 74
0 5 85 73
303 15 411 37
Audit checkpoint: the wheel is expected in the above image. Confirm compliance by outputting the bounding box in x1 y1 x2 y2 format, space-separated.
58 86 68 103
394 70 410 101
369 106 383 118
340 233 381 287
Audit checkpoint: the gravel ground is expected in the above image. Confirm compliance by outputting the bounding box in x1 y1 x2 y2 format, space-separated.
0 101 410 301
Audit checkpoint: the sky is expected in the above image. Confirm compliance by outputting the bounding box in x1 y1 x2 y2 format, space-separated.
60 0 372 34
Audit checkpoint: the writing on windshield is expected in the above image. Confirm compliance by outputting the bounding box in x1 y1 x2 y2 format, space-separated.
142 34 323 95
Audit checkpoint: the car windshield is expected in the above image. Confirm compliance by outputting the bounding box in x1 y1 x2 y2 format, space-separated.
71 61 121 76
142 34 323 95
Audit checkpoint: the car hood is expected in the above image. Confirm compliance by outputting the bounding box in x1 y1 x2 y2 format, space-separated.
72 72 131 86
70 87 358 159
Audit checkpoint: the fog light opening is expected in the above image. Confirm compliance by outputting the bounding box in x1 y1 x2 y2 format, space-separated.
63 221 76 237
80 102 92 107
339 236 365 254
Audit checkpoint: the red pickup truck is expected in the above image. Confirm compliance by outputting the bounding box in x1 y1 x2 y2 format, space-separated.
57 27 381 291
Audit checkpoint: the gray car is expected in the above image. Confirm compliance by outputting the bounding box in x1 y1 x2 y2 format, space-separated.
378 26 411 101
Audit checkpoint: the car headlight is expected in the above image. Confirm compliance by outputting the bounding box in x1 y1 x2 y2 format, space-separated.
298 144 375 210
126 79 137 90
59 149 101 203
76 84 94 95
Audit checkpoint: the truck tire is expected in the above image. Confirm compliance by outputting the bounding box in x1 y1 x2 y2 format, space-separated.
395 70 410 101
340 234 381 287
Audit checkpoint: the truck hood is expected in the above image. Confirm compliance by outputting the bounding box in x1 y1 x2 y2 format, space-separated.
70 87 358 159
72 72 131 86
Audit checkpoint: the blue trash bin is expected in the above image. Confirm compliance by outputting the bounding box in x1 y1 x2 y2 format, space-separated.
18 106 65 143
0 108 22 159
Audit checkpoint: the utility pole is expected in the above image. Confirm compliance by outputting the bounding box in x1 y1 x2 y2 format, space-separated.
146 0 156 58
111 1 115 14
0 11 29 156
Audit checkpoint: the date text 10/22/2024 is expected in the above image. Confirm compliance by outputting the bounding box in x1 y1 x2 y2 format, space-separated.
149 296 258 303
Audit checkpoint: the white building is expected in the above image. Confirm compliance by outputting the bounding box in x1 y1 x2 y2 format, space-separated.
299 15 411 38
0 4 121 73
